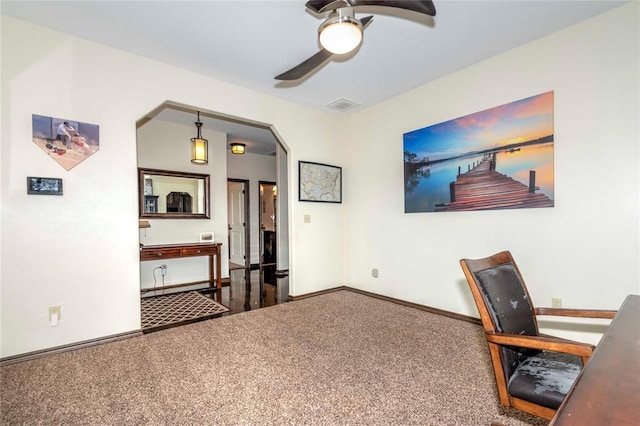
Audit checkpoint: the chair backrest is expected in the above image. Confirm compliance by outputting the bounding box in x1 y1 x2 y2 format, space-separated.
460 251 540 380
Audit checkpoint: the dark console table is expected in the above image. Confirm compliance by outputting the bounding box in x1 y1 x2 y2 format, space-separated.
140 242 222 294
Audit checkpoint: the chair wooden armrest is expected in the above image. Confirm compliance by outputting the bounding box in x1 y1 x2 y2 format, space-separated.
485 331 594 359
535 307 616 319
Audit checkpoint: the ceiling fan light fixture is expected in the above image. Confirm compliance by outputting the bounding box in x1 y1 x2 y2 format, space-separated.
230 142 246 155
191 111 208 165
319 14 363 55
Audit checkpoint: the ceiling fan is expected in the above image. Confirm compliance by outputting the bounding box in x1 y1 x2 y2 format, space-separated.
275 0 436 81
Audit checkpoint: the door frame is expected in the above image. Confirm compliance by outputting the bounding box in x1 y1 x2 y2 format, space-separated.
227 178 250 269
258 180 277 268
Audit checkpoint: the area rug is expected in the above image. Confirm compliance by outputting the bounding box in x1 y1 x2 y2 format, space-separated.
140 291 229 332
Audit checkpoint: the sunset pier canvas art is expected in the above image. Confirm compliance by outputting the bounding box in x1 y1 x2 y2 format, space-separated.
403 91 554 213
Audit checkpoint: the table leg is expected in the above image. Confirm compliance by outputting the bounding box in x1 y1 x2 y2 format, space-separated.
216 244 222 289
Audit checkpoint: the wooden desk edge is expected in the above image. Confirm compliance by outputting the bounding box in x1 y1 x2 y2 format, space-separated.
549 294 640 425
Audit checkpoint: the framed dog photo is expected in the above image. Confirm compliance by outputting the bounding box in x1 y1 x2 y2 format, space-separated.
199 232 214 243
27 177 63 195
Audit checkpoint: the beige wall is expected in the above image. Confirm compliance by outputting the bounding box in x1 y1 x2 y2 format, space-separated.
0 16 344 357
1 3 638 357
343 3 639 343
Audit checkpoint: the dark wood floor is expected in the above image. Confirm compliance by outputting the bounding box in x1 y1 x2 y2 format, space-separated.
207 265 289 315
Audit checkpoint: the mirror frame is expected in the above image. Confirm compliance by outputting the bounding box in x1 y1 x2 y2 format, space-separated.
138 168 210 219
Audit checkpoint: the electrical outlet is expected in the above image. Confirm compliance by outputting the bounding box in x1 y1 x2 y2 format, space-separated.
551 298 562 308
160 264 167 276
304 214 311 224
371 268 379 278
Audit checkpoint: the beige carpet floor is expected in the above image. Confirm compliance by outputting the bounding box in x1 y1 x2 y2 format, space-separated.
1 290 547 425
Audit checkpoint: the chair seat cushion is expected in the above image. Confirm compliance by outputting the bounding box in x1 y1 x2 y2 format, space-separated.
508 351 582 409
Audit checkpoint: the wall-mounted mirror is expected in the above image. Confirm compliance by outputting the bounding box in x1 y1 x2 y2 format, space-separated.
138 168 210 219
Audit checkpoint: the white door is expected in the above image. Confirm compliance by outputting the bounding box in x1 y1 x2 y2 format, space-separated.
227 181 246 266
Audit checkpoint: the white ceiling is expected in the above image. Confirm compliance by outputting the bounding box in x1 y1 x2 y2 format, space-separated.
2 0 626 155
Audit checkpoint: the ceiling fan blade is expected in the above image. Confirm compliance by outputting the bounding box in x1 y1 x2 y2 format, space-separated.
306 0 436 16
309 0 351 14
275 49 334 81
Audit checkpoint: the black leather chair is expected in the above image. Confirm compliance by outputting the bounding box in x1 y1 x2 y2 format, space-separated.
460 251 616 420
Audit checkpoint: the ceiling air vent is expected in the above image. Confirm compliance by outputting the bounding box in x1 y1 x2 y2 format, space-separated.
326 97 361 114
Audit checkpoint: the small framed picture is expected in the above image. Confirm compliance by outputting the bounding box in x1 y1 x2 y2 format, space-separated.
144 195 158 213
144 178 153 195
199 232 214 242
27 177 63 195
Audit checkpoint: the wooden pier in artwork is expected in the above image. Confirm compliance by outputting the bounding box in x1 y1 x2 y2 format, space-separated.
434 155 553 212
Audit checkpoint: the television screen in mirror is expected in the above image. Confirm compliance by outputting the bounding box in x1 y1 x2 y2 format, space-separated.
138 168 210 219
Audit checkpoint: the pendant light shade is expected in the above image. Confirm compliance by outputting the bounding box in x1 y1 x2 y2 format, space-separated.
230 142 246 155
191 111 208 165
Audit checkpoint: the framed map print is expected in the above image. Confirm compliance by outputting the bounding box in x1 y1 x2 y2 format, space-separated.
298 161 342 203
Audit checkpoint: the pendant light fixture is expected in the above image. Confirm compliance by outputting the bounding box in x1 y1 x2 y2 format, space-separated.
191 111 208 165
230 142 246 155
